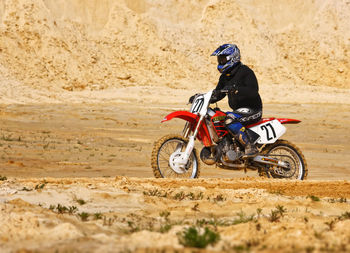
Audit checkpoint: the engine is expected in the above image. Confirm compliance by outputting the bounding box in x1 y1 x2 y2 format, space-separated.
219 136 240 162
200 136 242 165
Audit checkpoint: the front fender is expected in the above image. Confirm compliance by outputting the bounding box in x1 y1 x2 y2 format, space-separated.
161 111 198 123
161 110 212 147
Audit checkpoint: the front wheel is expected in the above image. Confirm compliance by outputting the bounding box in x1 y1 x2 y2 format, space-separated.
151 134 200 178
260 139 308 180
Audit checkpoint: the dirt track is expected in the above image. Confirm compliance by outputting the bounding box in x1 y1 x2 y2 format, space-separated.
1 102 349 180
0 101 350 252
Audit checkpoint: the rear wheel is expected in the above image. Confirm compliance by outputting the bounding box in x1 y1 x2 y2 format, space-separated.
260 140 308 180
151 134 200 178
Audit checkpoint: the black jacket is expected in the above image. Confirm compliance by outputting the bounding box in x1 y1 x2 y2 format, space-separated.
211 63 262 111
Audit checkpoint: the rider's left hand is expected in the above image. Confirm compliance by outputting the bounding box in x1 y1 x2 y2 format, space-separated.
188 94 198 104
227 86 238 95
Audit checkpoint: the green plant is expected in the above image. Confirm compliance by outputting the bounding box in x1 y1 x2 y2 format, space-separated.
159 211 170 220
94 212 103 220
213 194 226 202
21 187 32 191
159 224 172 233
78 212 89 221
50 204 78 214
276 205 287 217
339 197 347 203
68 206 78 214
256 208 263 218
192 203 200 211
177 226 220 248
338 211 350 221
56 204 68 213
143 189 167 198
268 210 280 222
127 221 140 233
232 211 254 225
308 195 320 202
35 181 47 190
196 218 228 227
0 175 7 181
324 220 336 231
76 199 86 205
174 191 186 200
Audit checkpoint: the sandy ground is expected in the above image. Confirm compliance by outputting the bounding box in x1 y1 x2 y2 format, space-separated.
1 93 350 180
1 177 350 253
0 93 350 252
0 0 350 252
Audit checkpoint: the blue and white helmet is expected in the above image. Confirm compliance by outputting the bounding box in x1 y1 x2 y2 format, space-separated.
211 44 241 73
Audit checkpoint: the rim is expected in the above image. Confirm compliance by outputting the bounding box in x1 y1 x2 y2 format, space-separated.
157 138 198 178
267 145 304 180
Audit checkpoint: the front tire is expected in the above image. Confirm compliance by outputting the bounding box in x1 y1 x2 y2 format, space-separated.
260 139 308 180
151 134 200 178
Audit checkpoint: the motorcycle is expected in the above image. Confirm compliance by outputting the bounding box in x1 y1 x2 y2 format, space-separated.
151 90 308 180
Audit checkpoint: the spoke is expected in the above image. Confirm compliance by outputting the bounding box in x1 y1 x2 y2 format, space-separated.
156 138 197 179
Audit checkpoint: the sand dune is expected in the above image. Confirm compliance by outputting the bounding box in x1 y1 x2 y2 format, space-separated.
0 0 349 101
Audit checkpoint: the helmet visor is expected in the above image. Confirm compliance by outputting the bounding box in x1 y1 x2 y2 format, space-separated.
217 55 229 65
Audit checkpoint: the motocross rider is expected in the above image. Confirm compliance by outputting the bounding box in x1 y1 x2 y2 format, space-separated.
209 43 262 158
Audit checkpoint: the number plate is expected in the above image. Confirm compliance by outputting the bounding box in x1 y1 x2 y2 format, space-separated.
190 95 204 114
249 119 286 144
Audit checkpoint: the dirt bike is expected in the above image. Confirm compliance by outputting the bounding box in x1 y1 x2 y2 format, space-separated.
151 90 308 180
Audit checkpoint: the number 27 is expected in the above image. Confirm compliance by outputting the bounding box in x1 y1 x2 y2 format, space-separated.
260 123 276 140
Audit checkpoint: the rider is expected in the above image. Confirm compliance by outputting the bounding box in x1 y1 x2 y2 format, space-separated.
210 43 262 158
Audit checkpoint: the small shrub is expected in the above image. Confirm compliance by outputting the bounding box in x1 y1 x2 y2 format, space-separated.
338 211 350 221
159 224 172 233
232 211 254 225
143 189 167 198
0 175 7 181
174 191 186 200
339 197 347 203
177 226 220 248
159 211 170 220
213 194 226 202
276 205 287 217
268 210 280 222
94 213 103 220
127 221 140 233
68 206 78 214
308 195 320 202
76 199 86 205
78 212 89 221
21 187 32 191
192 203 200 211
56 204 68 214
34 181 47 190
325 220 336 231
196 218 228 227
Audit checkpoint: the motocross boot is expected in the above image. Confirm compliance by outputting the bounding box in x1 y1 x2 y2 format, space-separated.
235 128 258 159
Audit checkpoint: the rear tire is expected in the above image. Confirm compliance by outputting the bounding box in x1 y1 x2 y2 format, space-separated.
151 134 200 178
260 139 308 180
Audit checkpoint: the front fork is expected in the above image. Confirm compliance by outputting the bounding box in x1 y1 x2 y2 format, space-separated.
175 115 204 168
